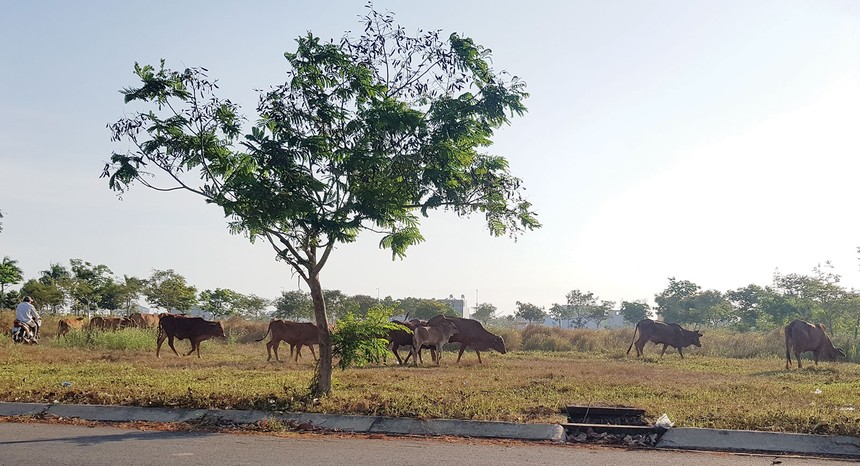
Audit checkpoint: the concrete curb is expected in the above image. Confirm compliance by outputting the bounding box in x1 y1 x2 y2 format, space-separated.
0 402 565 443
657 427 860 458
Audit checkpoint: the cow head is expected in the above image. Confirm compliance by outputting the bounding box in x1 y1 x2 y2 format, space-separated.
492 335 507 354
685 329 703 348
828 346 846 361
214 322 227 338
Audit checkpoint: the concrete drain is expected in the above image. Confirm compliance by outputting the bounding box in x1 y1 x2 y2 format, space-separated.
561 405 666 447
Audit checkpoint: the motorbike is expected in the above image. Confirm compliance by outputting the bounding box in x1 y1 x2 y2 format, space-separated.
11 319 40 344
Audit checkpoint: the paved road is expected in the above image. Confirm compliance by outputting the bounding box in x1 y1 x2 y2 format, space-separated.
0 422 847 465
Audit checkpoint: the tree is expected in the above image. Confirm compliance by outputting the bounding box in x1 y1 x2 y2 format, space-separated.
144 269 197 311
68 259 114 313
471 302 497 323
726 284 768 330
620 300 650 325
273 290 314 320
103 7 537 395
38 263 71 313
396 297 457 320
199 288 241 318
515 301 546 323
589 300 616 329
0 256 23 294
565 289 595 329
234 293 270 319
654 278 700 324
548 303 572 328
22 279 65 314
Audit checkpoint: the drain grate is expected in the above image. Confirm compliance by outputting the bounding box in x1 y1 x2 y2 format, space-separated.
561 405 665 443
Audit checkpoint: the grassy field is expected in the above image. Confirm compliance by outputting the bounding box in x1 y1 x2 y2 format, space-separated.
1 313 859 436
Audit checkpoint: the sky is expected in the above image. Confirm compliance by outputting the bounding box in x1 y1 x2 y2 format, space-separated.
3 1 860 316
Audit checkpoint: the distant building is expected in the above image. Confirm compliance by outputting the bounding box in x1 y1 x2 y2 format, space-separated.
542 311 632 329
440 294 468 318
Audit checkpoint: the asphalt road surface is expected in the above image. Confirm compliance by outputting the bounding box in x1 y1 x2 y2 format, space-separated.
0 422 849 465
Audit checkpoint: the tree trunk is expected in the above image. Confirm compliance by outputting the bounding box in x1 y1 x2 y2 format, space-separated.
307 272 332 396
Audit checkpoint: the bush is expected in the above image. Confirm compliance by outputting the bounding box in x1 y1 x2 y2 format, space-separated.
331 307 403 370
222 317 268 344
488 325 521 352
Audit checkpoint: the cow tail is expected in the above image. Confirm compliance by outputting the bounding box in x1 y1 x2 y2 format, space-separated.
255 322 272 342
626 322 639 355
156 322 163 343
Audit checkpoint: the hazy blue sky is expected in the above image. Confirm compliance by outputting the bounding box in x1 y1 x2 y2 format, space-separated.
3 1 860 315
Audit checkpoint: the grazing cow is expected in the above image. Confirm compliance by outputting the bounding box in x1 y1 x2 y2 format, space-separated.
785 320 845 369
88 316 129 331
412 319 458 366
255 320 319 362
127 312 159 329
626 319 703 359
156 314 226 358
427 315 507 364
57 317 87 338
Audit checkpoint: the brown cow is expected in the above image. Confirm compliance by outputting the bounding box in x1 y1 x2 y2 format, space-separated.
785 320 845 369
412 319 458 366
127 312 159 328
57 317 87 338
156 314 226 358
427 315 507 364
255 320 319 362
626 319 703 359
88 316 129 331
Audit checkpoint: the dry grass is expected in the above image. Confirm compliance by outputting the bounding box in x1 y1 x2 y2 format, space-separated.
2 312 860 435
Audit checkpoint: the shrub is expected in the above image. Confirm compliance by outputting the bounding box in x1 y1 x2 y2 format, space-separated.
331 307 403 370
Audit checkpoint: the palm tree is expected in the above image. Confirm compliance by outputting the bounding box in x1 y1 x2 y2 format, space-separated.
0 256 23 294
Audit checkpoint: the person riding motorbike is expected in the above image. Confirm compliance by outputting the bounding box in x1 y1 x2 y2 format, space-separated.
14 296 41 342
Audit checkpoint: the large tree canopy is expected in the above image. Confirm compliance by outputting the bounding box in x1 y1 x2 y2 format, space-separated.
103 7 539 395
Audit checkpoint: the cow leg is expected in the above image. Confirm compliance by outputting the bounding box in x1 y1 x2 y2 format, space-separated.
272 340 282 362
475 349 483 364
308 345 318 362
795 352 803 368
634 339 645 358
456 345 467 363
659 344 669 357
435 344 443 365
294 344 303 363
167 335 180 357
156 333 166 357
185 338 198 357
677 347 684 359
813 352 820 366
265 340 274 362
390 343 403 365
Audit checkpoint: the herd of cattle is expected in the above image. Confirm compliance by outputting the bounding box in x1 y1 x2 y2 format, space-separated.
53 313 847 369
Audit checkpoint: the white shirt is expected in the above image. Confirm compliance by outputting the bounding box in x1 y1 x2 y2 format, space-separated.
15 302 40 325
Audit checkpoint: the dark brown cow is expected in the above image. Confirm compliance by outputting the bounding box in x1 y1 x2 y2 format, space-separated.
385 319 437 365
255 320 319 362
127 312 159 328
412 319 458 366
57 317 87 338
626 319 703 359
427 315 507 364
785 320 845 369
156 314 226 358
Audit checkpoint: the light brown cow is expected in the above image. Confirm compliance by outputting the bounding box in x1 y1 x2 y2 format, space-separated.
255 320 319 362
87 316 129 331
57 317 87 338
785 320 845 369
412 319 458 366
127 312 159 328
